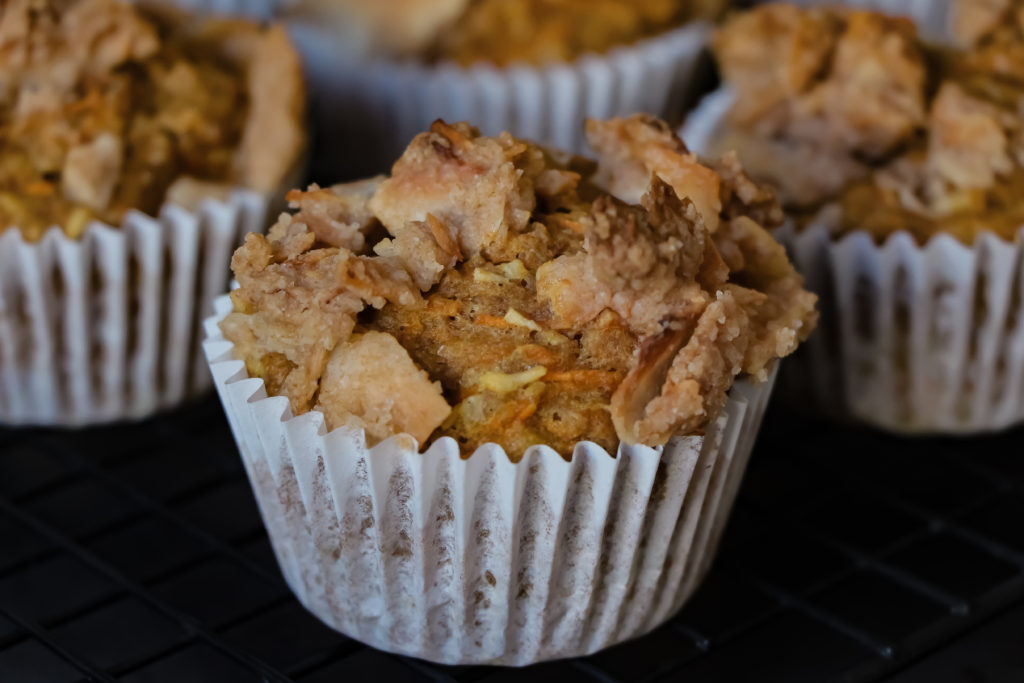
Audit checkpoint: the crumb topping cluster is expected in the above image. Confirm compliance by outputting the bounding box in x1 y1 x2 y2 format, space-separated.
222 116 816 459
711 2 1024 243
0 0 304 241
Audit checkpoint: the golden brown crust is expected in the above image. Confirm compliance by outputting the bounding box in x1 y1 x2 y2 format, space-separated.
369 121 538 260
0 0 305 240
223 116 817 457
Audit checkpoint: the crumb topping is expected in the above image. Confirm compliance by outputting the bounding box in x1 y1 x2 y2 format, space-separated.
221 117 817 459
0 0 305 241
711 2 1024 243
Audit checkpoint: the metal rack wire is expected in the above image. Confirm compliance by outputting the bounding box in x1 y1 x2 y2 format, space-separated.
1 395 1022 682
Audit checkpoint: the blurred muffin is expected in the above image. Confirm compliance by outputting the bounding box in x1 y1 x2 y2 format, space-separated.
684 1 1024 432
711 2 1022 244
0 0 305 242
205 115 814 664
0 0 306 426
281 0 724 178
297 0 726 65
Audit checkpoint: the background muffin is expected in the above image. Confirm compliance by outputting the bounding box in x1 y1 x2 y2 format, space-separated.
0 0 306 426
279 0 724 179
204 115 814 664
684 1 1024 432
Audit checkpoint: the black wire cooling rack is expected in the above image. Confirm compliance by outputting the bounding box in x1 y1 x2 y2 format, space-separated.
1 393 1022 682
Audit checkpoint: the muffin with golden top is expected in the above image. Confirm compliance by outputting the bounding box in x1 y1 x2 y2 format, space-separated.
0 0 306 426
684 1 1024 431
204 115 814 665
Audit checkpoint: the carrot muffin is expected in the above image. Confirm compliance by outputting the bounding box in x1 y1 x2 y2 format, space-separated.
0 0 305 242
287 0 725 66
710 2 1024 244
220 116 817 458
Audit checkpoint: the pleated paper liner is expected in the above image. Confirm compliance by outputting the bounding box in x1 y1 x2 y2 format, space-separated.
683 89 1024 433
0 192 266 427
203 294 778 665
286 19 712 178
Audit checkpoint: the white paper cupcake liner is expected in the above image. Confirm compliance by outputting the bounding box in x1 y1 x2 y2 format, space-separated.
0 192 266 427
203 294 778 665
776 221 1024 433
684 89 1024 433
286 20 711 178
786 0 955 44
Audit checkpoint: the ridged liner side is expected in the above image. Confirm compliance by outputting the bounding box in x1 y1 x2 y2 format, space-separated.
0 192 265 426
204 294 777 665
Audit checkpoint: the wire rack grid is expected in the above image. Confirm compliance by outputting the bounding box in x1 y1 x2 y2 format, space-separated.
1 394 1023 682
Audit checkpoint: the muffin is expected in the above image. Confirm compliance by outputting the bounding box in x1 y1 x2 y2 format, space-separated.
280 0 724 179
0 0 305 426
683 1 1024 431
204 115 816 664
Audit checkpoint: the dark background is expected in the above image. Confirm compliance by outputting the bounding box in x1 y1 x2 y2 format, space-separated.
1 394 1022 682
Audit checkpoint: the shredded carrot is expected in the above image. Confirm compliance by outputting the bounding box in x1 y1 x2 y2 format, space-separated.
515 344 558 365
515 401 538 421
485 399 538 431
545 369 620 388
25 181 54 197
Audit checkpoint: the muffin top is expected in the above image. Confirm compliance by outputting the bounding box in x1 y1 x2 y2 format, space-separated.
710 2 1024 244
287 0 724 66
221 116 817 459
0 0 305 241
